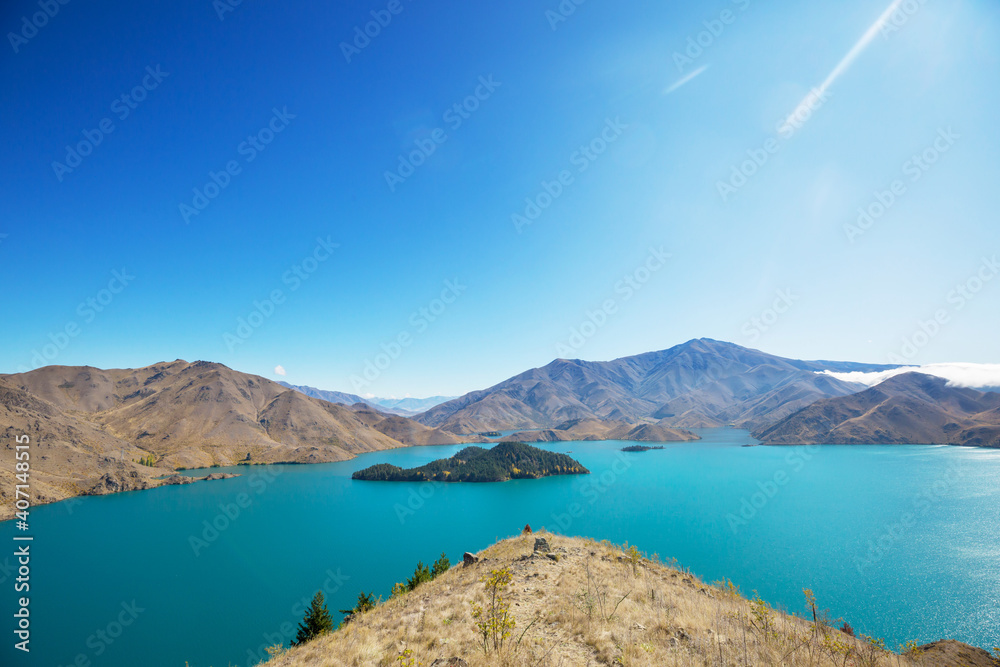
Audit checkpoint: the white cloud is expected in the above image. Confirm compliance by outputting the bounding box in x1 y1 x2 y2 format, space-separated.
274 365 286 376
778 0 903 135
819 363 1000 389
363 392 375 399
664 64 709 95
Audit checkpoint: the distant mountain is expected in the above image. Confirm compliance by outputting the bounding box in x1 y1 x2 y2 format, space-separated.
415 339 899 433
278 382 455 417
753 372 1000 447
370 395 458 413
278 382 372 410
501 418 699 443
352 442 589 482
0 361 478 519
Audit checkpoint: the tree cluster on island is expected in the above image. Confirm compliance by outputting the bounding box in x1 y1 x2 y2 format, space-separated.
351 441 590 482
620 445 665 452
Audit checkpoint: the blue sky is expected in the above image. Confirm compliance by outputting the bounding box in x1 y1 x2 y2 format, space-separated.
1 0 998 397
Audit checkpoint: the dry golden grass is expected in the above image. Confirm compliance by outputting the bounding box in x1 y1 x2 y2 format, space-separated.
261 532 966 667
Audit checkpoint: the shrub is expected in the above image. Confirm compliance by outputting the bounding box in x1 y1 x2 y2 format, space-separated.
471 567 515 655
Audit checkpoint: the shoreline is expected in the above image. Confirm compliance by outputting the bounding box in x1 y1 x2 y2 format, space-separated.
7 436 999 523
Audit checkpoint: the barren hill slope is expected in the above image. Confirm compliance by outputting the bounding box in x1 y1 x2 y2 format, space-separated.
0 361 473 518
754 373 1000 446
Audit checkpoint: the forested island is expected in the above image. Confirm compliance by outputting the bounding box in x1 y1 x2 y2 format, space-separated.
351 442 589 482
621 445 665 452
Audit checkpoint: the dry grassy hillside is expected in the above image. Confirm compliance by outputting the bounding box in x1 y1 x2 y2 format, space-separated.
262 533 998 667
0 361 470 519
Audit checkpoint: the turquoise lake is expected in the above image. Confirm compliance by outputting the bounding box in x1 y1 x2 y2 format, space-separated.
2 429 998 666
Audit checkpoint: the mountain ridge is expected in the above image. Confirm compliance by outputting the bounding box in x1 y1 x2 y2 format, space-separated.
753 372 1000 446
415 338 899 433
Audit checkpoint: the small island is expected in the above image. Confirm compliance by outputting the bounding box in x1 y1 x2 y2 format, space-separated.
621 445 665 452
352 442 589 482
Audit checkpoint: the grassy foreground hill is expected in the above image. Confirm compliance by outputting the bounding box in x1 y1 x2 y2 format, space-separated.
352 442 590 482
262 532 998 667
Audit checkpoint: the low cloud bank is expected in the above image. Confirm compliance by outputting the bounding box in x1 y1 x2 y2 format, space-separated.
820 363 1000 389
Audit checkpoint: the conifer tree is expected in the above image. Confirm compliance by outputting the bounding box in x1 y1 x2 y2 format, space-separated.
406 561 432 591
292 592 333 646
431 552 450 578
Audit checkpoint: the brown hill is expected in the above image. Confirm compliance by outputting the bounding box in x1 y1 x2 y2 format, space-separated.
0 361 477 519
753 373 1000 446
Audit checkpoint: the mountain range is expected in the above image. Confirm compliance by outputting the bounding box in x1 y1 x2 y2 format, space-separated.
3 339 998 519
754 372 1000 447
277 382 455 416
414 338 899 433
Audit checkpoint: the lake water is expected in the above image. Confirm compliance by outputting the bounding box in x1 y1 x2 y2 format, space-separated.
2 429 998 666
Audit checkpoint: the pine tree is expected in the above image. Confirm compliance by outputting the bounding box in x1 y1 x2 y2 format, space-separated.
431 552 450 578
406 561 432 591
292 592 333 646
338 591 377 624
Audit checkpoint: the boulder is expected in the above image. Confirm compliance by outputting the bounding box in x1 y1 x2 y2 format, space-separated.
463 552 478 566
533 537 550 553
913 640 999 667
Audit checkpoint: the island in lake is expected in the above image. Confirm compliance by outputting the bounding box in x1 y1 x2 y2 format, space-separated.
621 445 665 452
352 441 589 482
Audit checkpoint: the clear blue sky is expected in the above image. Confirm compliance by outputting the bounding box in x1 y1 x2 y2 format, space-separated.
1 0 998 397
